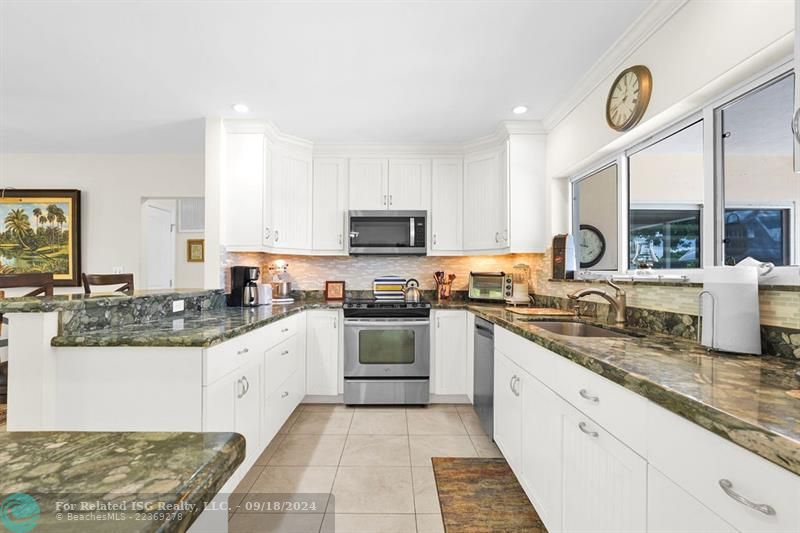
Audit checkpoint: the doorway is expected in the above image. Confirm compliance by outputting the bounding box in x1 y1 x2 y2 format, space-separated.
142 200 176 289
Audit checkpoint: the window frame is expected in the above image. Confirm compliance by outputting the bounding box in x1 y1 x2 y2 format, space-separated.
570 59 798 284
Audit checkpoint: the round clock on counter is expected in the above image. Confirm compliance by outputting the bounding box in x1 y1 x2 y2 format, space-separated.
579 224 606 268
606 65 652 132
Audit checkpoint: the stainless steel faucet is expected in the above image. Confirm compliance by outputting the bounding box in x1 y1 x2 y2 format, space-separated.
567 279 627 326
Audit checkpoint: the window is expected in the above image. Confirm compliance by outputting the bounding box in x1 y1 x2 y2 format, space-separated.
628 120 704 269
572 164 618 271
719 72 797 266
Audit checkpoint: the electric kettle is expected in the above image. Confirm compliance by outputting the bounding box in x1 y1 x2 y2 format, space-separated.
404 279 422 303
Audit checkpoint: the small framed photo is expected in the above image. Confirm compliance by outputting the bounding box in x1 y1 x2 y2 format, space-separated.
325 281 345 300
187 239 205 262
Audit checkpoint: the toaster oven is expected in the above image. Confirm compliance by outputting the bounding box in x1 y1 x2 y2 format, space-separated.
468 272 513 301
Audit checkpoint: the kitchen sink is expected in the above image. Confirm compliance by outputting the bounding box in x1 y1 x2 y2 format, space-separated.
530 321 635 338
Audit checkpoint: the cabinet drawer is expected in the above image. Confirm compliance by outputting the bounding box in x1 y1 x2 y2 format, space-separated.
264 369 304 442
264 335 299 396
495 327 560 387
648 403 800 533
554 355 647 455
263 313 301 350
204 334 258 385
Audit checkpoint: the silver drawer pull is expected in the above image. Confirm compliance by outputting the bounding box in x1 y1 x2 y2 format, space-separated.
281 350 289 356
281 391 289 398
718 479 776 516
579 389 599 403
281 327 289 333
578 421 599 438
237 348 249 355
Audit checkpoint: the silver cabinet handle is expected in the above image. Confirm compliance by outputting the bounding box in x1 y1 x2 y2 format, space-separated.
433 234 437 246
241 376 250 395
333 318 337 329
338 233 342 245
579 389 599 404
264 227 271 240
389 194 393 206
281 349 289 356
495 232 501 243
718 479 776 516
578 421 599 438
274 230 280 242
436 317 440 328
237 347 249 355
503 229 508 242
281 391 289 398
383 195 388 206
512 376 520 396
792 108 800 142
281 327 289 333
509 375 516 393
236 379 243 399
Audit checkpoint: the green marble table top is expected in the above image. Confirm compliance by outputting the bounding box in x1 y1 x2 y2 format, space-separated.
49 298 800 478
0 431 244 532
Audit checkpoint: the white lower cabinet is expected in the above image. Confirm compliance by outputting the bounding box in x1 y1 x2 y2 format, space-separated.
306 310 341 396
648 466 737 533
561 402 647 533
233 357 262 468
493 350 523 471
433 310 467 396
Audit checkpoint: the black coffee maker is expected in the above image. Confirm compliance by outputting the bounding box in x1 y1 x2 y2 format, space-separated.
229 266 260 307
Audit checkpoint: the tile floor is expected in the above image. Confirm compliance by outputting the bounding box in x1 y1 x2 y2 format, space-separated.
228 403 502 533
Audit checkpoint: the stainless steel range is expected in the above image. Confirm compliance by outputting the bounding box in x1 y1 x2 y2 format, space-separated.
343 299 431 405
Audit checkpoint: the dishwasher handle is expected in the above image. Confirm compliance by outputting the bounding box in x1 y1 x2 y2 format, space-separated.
475 318 494 338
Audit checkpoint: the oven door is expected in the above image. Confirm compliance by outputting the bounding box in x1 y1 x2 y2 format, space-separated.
343 318 430 378
349 210 426 255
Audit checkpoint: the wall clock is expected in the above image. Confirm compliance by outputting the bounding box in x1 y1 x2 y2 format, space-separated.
579 224 606 268
606 65 652 132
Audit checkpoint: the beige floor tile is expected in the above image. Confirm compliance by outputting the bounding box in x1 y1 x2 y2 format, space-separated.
455 404 477 415
249 465 337 495
331 466 414 514
277 409 302 434
268 434 346 466
416 513 445 533
254 433 286 466
289 411 353 435
349 409 408 435
470 435 503 458
407 409 467 435
416 403 459 411
229 512 326 533
228 465 265 517
458 410 487 436
321 513 416 533
301 403 355 413
339 435 410 467
409 435 477 466
411 466 441 514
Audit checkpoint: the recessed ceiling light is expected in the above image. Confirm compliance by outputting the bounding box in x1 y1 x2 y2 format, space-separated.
232 103 249 113
512 105 528 115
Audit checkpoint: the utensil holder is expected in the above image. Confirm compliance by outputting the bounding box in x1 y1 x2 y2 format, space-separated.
436 281 453 301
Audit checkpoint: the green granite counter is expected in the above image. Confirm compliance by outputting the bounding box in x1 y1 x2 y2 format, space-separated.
0 430 244 532
49 298 800 478
0 289 223 314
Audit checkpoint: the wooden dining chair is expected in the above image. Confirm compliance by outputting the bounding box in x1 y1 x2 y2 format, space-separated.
82 273 134 294
0 273 55 297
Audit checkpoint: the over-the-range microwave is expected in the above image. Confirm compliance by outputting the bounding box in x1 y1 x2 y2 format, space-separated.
348 210 427 255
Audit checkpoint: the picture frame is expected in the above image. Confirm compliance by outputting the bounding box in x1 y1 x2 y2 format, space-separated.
325 280 345 300
186 239 205 262
0 189 81 286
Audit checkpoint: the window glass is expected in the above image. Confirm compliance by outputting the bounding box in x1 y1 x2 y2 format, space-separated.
720 73 797 266
573 164 618 271
628 120 704 269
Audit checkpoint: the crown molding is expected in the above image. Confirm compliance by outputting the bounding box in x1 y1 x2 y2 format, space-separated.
541 0 689 132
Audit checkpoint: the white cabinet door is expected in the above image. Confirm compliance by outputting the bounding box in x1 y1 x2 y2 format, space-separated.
312 158 347 252
203 374 236 433
349 159 388 210
561 403 646 533
388 159 429 210
272 148 313 250
234 358 262 466
463 148 507 250
648 466 737 533
433 310 467 396
223 132 264 248
521 374 563 533
306 310 340 396
262 140 274 248
431 158 463 252
493 350 522 472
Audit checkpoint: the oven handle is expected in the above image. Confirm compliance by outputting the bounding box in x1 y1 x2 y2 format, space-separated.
344 319 430 327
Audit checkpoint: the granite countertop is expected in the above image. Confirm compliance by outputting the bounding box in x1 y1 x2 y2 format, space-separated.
49 298 800 478
0 430 244 532
0 289 222 313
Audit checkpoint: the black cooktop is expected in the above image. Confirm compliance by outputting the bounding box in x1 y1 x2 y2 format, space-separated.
343 299 431 318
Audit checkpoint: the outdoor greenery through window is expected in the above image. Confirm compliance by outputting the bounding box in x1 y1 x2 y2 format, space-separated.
629 208 701 268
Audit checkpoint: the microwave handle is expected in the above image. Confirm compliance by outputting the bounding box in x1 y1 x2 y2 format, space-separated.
410 218 415 246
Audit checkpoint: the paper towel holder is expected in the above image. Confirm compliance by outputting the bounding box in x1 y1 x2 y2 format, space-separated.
698 290 716 350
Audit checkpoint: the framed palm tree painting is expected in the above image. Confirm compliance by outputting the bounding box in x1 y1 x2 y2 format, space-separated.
0 190 81 286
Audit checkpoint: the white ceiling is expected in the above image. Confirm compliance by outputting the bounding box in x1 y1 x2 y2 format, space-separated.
0 0 652 153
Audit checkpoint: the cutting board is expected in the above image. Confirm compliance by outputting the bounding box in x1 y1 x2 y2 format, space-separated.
505 307 574 317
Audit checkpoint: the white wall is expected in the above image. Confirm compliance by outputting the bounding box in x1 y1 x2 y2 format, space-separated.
547 0 794 233
0 154 204 293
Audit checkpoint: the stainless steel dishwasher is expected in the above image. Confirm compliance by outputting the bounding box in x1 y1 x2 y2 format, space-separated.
473 317 494 438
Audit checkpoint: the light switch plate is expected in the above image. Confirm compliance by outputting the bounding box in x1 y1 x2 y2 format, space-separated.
172 300 185 313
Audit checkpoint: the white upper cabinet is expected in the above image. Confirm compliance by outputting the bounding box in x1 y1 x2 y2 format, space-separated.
463 147 507 251
312 158 348 253
223 132 265 248
349 159 388 210
270 146 313 251
387 159 429 210
430 158 463 252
